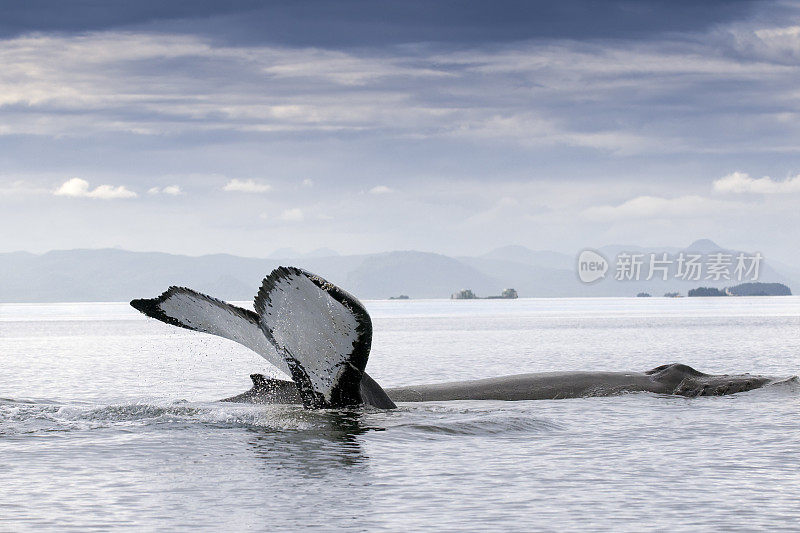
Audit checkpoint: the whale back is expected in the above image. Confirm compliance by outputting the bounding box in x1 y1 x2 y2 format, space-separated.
646 363 772 396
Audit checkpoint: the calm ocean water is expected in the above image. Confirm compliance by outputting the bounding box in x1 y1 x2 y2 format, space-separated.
1 297 799 531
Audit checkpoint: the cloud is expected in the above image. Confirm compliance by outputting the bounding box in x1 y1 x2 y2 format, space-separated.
583 195 736 221
260 48 448 86
1 20 799 155
302 178 314 187
713 171 800 194
278 208 304 222
369 185 393 194
222 179 272 193
148 185 182 195
54 178 137 199
0 2 767 49
728 25 800 63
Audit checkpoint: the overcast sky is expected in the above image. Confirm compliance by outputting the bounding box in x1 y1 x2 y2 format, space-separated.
1 0 799 262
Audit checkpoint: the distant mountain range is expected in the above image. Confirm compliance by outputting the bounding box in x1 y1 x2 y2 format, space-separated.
0 240 795 302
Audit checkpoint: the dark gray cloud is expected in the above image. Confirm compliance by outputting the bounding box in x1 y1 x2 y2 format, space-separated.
0 1 261 35
0 0 766 46
1 0 798 261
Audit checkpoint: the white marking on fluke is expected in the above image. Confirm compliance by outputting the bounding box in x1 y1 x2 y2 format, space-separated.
130 286 290 377
254 267 371 408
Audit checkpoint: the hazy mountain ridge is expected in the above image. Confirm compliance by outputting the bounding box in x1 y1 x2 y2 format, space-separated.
0 240 796 302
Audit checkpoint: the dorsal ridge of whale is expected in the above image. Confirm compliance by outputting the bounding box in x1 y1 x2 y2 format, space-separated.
250 373 268 389
645 363 707 378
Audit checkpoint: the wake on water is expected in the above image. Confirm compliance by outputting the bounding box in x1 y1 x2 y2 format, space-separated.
0 399 318 436
2 377 796 439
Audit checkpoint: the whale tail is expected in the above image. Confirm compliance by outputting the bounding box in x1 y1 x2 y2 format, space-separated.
255 267 373 409
130 268 395 409
130 286 289 376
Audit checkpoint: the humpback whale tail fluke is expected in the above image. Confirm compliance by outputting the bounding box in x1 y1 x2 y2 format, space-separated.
129 286 291 377
254 266 373 409
130 268 395 409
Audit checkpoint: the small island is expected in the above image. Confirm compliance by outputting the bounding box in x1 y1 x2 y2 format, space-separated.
688 287 727 297
451 289 477 299
636 292 651 297
485 288 519 300
727 282 792 296
389 295 410 300
688 282 792 297
451 288 518 300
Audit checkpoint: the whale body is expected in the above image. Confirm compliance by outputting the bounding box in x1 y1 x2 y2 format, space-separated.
131 267 789 409
222 363 781 404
